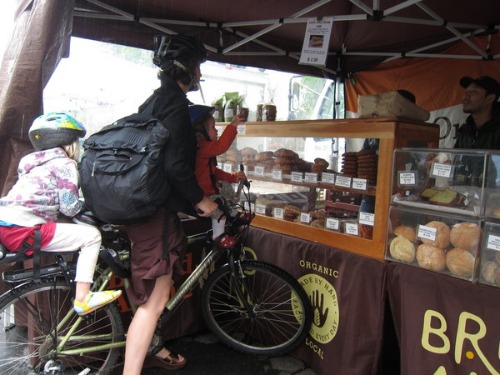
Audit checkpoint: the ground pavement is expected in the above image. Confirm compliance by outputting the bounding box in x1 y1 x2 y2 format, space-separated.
111 330 317 375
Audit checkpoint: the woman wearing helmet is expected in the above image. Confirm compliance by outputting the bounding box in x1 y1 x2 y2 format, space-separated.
190 104 246 240
0 112 122 315
122 35 218 374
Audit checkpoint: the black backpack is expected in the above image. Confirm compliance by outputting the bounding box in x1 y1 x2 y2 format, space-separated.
79 111 170 224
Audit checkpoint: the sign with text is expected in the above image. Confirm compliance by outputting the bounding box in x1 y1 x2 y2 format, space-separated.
299 17 333 66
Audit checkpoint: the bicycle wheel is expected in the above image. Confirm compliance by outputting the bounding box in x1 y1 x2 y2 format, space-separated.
0 279 124 375
201 260 312 356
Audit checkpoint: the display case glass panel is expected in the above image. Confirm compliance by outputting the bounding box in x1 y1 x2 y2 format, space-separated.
390 148 488 217
385 206 482 281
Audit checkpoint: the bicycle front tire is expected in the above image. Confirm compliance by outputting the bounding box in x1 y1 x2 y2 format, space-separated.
0 278 124 375
201 260 312 356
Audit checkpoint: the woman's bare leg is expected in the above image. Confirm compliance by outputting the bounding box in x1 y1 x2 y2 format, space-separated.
122 273 173 375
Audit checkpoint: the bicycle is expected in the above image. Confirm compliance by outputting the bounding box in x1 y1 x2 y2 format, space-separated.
0 178 312 375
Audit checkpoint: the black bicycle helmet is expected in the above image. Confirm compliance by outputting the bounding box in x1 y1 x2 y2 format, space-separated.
153 34 207 70
29 112 86 151
189 105 215 124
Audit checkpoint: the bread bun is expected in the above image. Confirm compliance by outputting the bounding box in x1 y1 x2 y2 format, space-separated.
450 222 481 252
389 236 415 263
416 244 446 271
394 225 416 242
420 221 450 249
255 151 274 161
446 248 475 278
481 260 500 284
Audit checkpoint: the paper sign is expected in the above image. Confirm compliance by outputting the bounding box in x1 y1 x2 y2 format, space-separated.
326 218 339 231
299 17 333 66
322 172 336 184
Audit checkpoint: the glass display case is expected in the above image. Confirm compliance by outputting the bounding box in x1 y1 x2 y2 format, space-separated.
390 148 490 217
385 205 482 281
218 118 439 259
388 149 500 281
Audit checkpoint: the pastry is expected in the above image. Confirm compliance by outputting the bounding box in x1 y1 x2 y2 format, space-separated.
449 222 481 252
389 236 416 263
446 248 475 278
428 189 459 205
416 244 446 271
420 221 450 249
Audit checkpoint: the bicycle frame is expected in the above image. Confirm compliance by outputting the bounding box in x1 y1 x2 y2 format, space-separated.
47 226 247 358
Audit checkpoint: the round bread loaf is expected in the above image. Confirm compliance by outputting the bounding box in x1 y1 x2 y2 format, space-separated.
449 222 481 252
394 225 416 242
416 244 446 271
389 236 415 263
446 248 475 278
314 158 329 168
255 151 274 161
420 221 450 249
481 260 500 285
274 148 297 158
240 147 258 157
495 252 500 265
311 218 326 228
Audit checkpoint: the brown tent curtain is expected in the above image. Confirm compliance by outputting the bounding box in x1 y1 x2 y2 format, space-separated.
0 0 73 195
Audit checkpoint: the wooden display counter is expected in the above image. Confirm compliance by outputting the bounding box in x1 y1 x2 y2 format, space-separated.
233 118 440 260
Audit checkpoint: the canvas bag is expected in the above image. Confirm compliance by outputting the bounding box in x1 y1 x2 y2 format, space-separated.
79 108 170 224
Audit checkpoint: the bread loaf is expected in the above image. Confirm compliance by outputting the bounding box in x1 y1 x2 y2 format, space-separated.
420 221 450 249
449 222 481 252
446 248 475 278
416 244 446 272
394 225 416 242
389 236 415 263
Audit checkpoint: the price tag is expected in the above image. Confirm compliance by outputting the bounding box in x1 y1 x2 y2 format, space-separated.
358 212 375 226
431 163 453 178
243 202 255 211
255 204 266 215
322 172 335 184
300 212 311 224
273 207 284 220
326 218 339 231
335 175 352 188
236 124 246 135
487 234 500 251
304 173 318 183
254 166 265 176
345 222 359 236
417 225 437 241
352 178 367 190
398 171 417 186
272 170 283 180
223 163 233 173
291 172 303 183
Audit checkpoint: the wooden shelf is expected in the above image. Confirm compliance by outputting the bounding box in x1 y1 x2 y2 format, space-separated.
234 118 440 259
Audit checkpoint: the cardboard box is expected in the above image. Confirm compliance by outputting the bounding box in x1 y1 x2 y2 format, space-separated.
358 91 430 121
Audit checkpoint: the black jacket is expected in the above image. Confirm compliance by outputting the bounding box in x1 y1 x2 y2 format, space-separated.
454 106 500 150
139 76 204 215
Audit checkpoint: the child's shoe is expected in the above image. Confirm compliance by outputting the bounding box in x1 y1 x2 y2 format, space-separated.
74 290 122 316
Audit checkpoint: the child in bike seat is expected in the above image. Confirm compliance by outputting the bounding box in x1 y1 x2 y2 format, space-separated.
0 113 121 316
189 105 247 241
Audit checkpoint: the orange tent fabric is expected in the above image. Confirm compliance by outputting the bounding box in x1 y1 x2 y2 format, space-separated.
345 35 500 113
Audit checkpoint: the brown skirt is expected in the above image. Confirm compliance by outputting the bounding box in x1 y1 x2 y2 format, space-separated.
125 208 187 306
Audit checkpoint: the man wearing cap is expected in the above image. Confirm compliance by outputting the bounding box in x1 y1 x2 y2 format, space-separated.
455 75 500 149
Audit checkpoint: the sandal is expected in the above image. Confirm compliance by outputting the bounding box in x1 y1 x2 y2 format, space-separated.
143 350 187 370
